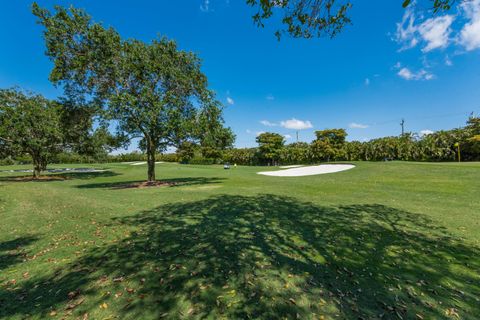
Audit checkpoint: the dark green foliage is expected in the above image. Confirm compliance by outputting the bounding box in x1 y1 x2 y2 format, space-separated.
58 98 121 159
0 88 63 177
280 142 312 164
223 148 259 165
176 141 198 164
311 129 347 161
256 132 285 165
246 0 352 39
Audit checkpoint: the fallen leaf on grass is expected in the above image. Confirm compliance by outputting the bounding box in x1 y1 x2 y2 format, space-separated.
65 297 85 310
67 290 80 300
445 308 460 318
100 302 108 309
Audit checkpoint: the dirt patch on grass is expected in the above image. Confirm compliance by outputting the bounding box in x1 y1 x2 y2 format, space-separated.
112 181 178 189
4 176 69 182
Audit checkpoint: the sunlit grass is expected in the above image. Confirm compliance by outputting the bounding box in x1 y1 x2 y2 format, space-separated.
1 162 479 319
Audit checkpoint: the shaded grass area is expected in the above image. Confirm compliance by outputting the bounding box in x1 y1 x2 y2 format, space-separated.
0 170 120 182
0 162 479 319
1 195 479 319
76 177 225 189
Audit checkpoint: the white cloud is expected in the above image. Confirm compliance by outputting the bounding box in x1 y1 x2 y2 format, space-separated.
445 55 453 66
266 94 275 100
395 8 420 51
364 78 370 86
280 118 313 130
397 67 435 81
349 122 369 129
284 134 292 139
420 129 434 136
418 15 454 52
226 97 234 105
395 8 454 52
459 0 480 51
200 0 211 12
260 120 277 127
256 131 265 136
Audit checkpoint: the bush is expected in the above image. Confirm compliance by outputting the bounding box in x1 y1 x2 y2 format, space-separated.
188 157 217 165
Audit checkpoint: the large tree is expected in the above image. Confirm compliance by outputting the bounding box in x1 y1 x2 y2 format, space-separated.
33 3 227 181
0 88 63 178
246 0 464 39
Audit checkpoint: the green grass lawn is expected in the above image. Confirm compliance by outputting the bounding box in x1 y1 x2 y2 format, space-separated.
1 161 479 319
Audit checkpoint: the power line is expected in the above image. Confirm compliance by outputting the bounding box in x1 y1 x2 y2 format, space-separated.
367 110 475 128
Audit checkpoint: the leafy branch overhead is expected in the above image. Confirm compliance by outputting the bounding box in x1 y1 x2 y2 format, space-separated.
246 0 461 39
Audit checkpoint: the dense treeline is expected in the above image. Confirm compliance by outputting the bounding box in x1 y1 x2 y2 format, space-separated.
225 116 480 165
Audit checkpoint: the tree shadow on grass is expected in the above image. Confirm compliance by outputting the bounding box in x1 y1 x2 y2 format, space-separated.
0 236 38 272
0 195 479 319
0 171 120 182
75 177 225 189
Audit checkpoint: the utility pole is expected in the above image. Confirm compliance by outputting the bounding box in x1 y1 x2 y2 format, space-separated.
400 118 405 136
296 131 299 142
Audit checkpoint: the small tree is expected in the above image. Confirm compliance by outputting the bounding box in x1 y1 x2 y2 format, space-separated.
0 88 63 178
311 129 347 162
256 132 285 165
33 4 227 182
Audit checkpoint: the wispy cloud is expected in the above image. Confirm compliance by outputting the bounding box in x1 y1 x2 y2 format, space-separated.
445 55 453 66
418 15 454 52
226 97 234 105
395 8 454 52
284 134 292 139
266 94 275 101
280 118 313 130
395 8 420 51
364 78 370 86
397 67 435 81
349 122 369 129
395 1 480 53
260 120 277 127
200 0 211 12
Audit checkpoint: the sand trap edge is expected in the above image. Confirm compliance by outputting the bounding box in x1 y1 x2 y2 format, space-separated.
257 164 355 177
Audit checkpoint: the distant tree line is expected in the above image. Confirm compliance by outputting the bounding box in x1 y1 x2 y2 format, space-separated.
223 116 480 165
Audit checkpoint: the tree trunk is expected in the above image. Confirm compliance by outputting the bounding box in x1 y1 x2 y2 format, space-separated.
146 138 156 182
32 156 41 179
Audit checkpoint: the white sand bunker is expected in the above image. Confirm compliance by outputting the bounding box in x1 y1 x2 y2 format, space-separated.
130 162 147 166
258 164 355 177
279 165 304 169
129 161 164 166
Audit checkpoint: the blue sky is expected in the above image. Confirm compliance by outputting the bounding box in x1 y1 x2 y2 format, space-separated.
1 0 479 150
